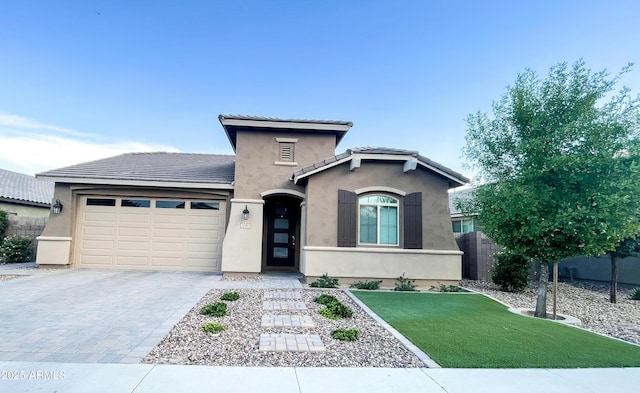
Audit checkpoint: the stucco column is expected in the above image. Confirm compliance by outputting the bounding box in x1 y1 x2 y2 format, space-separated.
36 184 73 266
221 199 265 274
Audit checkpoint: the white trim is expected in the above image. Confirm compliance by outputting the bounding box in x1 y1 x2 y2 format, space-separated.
350 157 361 171
230 198 265 204
260 189 306 200
292 156 352 184
220 118 352 132
303 246 463 255
275 137 299 143
36 176 235 190
274 161 298 166
354 186 407 196
404 157 418 172
36 236 73 241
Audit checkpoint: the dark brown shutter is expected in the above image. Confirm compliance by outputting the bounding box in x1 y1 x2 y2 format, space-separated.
403 192 422 249
337 189 357 247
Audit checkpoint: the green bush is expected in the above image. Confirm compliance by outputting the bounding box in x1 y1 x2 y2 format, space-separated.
314 294 338 305
319 300 353 319
331 328 359 341
309 273 339 288
394 273 416 291
492 252 531 292
200 302 227 317
631 288 640 300
220 291 240 301
0 209 8 240
0 235 32 264
202 322 225 334
350 280 382 290
439 284 464 292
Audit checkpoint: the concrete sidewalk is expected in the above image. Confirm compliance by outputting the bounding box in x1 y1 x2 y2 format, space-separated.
1 362 638 392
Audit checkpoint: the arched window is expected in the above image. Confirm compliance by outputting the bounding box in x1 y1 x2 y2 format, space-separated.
358 195 399 245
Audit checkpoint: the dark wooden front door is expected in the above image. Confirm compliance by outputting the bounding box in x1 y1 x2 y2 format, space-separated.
266 199 298 267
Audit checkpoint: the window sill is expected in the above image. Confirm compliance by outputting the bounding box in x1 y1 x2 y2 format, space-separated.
274 161 298 166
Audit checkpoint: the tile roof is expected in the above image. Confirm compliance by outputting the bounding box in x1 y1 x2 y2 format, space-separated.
218 114 353 127
0 168 54 206
293 147 470 187
36 152 235 185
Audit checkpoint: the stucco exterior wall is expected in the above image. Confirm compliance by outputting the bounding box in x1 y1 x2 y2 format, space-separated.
233 131 336 199
304 161 458 250
0 202 50 217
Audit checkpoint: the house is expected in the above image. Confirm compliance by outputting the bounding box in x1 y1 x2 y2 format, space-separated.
0 168 54 217
448 188 477 234
35 115 469 286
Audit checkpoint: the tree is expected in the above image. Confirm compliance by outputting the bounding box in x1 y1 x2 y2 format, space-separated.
607 235 640 303
462 60 640 318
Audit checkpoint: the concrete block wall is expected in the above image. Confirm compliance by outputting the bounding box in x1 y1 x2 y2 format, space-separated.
4 215 48 261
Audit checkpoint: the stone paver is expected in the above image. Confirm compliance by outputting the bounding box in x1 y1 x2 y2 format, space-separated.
258 333 325 352
264 291 302 299
262 301 307 310
261 315 315 328
0 269 217 363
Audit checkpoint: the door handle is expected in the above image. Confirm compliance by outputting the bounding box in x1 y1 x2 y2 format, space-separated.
291 235 296 247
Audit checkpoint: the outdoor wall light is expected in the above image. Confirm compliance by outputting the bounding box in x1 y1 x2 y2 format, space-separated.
242 205 250 221
52 199 63 215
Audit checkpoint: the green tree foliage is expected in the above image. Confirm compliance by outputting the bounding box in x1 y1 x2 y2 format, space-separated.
492 252 531 293
462 60 640 318
607 235 640 303
0 209 9 240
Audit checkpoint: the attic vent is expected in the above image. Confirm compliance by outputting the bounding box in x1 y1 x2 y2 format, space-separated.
279 142 294 162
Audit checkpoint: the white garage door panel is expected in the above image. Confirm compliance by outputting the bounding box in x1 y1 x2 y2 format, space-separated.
76 196 225 271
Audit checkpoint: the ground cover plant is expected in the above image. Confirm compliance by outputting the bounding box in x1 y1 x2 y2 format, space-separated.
352 291 640 368
202 322 225 334
350 280 382 290
331 328 359 341
200 302 227 317
220 291 240 301
309 273 339 288
314 294 353 319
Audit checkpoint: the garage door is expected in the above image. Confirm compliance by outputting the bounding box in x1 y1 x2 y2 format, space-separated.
75 196 225 271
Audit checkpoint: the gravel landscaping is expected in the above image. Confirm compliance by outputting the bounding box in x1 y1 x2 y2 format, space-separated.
462 279 640 345
143 288 425 367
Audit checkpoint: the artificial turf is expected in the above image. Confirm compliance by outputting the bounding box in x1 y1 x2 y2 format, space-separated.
351 291 640 368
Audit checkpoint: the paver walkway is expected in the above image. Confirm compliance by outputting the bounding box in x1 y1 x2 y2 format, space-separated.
0 269 216 363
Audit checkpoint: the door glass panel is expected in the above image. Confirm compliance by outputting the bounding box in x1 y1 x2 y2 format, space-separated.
274 218 289 229
87 198 116 206
121 199 150 208
273 247 289 258
275 206 288 215
156 200 185 209
274 233 289 244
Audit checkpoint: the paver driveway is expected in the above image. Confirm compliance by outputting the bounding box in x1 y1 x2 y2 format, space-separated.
0 269 217 363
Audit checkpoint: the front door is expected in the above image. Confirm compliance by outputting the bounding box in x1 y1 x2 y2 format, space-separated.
265 198 298 268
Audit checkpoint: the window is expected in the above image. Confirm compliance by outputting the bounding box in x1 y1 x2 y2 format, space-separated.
121 199 150 208
190 201 219 210
86 198 116 206
452 218 474 233
358 195 399 245
156 200 185 209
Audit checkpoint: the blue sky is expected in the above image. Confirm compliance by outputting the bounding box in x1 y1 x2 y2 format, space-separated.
1 0 639 178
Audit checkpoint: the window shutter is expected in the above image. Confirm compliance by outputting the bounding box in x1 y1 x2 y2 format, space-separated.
337 189 357 247
403 192 422 249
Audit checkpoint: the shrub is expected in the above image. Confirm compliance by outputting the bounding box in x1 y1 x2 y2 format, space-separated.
202 322 225 334
309 273 339 288
492 252 531 292
331 328 359 341
439 284 464 292
631 288 640 300
394 273 416 291
0 209 8 240
0 235 32 264
220 291 240 301
350 280 382 290
314 294 338 305
200 302 227 317
319 300 353 319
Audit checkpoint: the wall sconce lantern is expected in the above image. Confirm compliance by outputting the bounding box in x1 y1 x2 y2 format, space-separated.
52 199 63 215
242 205 250 221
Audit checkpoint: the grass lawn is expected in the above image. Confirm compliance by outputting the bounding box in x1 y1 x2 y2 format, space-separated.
352 291 640 368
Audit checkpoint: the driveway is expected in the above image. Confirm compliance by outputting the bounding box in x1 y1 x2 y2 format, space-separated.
0 269 217 363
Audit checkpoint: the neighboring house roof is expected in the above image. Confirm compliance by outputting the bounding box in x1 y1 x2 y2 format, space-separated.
219 114 353 152
448 188 475 218
36 152 236 189
0 168 54 207
292 147 470 188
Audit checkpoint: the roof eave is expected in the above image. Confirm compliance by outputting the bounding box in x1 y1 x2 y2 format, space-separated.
35 176 235 190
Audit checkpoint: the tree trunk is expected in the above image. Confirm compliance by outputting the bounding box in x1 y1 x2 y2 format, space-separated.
610 253 618 303
534 260 548 318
